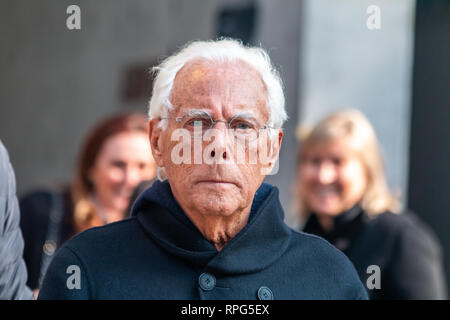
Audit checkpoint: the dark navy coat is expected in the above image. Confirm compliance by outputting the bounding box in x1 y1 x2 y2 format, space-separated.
38 180 368 300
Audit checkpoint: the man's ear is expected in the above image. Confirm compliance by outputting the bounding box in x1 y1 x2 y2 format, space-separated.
269 129 283 169
258 129 283 176
149 119 165 167
275 129 283 157
267 129 283 170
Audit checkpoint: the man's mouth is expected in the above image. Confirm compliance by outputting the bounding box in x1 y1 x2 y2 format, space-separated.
197 179 237 186
199 180 234 184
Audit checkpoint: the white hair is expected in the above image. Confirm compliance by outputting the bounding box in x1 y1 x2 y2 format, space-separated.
148 39 288 130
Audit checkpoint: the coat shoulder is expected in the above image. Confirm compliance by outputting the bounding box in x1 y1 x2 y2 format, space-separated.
290 229 356 267
288 230 368 299
63 217 144 253
39 217 159 299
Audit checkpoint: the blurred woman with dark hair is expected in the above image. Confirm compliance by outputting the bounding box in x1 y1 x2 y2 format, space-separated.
294 109 447 299
20 112 156 296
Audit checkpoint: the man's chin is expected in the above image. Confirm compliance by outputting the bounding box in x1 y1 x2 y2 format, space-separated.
191 195 242 217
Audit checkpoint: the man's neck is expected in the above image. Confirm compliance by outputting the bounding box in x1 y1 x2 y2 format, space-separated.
179 202 252 251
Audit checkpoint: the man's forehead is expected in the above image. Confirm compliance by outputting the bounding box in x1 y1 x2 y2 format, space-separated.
176 58 259 78
170 59 268 119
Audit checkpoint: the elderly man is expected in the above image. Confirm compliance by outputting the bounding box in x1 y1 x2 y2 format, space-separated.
39 40 367 300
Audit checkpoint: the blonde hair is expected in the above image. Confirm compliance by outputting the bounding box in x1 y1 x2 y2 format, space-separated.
295 109 400 221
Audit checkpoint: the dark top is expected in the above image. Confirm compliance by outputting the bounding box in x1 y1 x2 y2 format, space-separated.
19 188 76 290
0 141 33 299
303 205 448 299
38 180 368 300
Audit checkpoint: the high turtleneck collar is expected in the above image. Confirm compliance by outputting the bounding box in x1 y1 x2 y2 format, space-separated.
130 180 291 274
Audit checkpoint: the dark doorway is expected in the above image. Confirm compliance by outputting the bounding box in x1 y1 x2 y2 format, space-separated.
409 0 450 294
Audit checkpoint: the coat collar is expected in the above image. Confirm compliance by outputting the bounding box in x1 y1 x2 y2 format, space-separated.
131 180 291 274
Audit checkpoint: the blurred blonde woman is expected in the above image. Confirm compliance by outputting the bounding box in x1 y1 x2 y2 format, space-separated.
295 109 447 299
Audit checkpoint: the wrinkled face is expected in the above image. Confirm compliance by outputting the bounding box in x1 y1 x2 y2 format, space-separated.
90 131 156 213
150 59 282 218
299 139 367 216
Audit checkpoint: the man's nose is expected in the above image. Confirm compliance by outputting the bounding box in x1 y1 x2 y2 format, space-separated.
317 163 337 184
206 123 230 161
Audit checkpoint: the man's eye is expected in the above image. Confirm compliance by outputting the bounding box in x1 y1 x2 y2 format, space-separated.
186 118 210 127
232 121 252 130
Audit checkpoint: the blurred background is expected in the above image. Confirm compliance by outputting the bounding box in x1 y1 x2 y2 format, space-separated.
0 0 449 293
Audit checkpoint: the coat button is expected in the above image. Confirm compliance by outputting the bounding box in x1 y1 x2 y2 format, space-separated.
198 272 216 291
257 286 273 300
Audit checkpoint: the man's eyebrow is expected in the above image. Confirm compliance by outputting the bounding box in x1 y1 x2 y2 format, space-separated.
180 109 259 121
183 109 212 117
233 113 257 120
